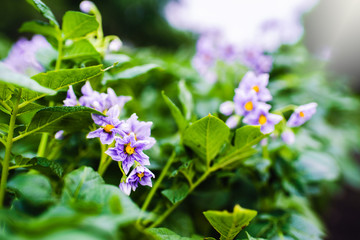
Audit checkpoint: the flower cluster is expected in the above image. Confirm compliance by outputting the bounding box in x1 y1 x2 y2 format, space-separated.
220 71 317 142
62 82 155 195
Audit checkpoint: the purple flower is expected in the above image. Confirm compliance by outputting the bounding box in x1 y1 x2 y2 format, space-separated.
105 133 150 174
55 130 65 140
63 85 78 106
105 88 132 111
219 101 235 116
87 105 125 144
287 102 317 127
80 1 95 13
225 115 240 129
234 89 262 116
243 104 282 134
120 166 155 195
108 39 123 52
239 71 272 102
122 113 156 150
281 129 295 145
240 46 272 74
79 82 105 111
3 35 50 76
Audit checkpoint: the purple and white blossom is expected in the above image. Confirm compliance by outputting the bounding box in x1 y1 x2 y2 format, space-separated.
219 101 235 116
243 104 282 134
55 130 65 140
120 166 155 195
108 39 123 52
234 89 262 117
87 105 126 144
105 133 150 174
281 129 295 144
287 102 317 127
63 85 78 106
122 113 156 150
225 115 241 129
3 35 50 76
240 46 272 74
80 1 95 13
238 71 272 102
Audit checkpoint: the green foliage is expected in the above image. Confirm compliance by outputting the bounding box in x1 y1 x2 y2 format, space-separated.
162 183 189 205
63 39 101 62
183 115 230 165
203 205 257 240
62 11 99 39
178 80 193 120
234 126 266 149
162 91 187 132
19 20 61 39
148 228 202 240
107 63 160 81
26 0 59 26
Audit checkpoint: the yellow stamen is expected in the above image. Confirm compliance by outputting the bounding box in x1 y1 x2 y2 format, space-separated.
252 85 260 92
259 114 267 125
244 101 253 111
125 144 135 155
137 172 144 181
103 124 114 133
299 111 305 118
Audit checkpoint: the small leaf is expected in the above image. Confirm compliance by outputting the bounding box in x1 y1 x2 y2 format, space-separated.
203 205 257 240
161 183 189 204
21 65 103 105
103 53 131 68
148 228 199 240
162 91 187 132
110 64 159 80
17 102 45 116
0 82 14 101
183 115 230 164
32 157 64 177
63 39 101 62
24 106 105 136
26 0 59 26
0 63 56 95
8 173 54 206
234 126 266 149
19 20 61 39
62 11 99 39
178 80 193 120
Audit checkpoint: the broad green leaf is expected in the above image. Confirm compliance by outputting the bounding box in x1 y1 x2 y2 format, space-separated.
20 65 103 105
0 63 56 95
19 20 61 39
178 80 193 120
7 173 54 206
203 205 257 240
109 64 159 80
0 82 14 101
162 91 187 132
234 126 266 149
242 232 266 240
161 183 189 204
0 123 9 135
63 39 100 61
61 166 104 203
13 156 63 177
26 0 59 26
148 228 200 240
17 102 45 116
183 115 230 164
21 106 104 137
62 11 99 39
103 53 131 68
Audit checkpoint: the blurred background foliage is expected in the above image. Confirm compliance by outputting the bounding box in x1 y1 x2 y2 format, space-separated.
0 0 359 240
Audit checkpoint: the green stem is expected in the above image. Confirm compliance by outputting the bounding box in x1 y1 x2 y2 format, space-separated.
0 89 22 208
55 38 64 71
137 151 176 225
8 164 34 170
37 101 54 157
0 100 12 113
148 170 211 229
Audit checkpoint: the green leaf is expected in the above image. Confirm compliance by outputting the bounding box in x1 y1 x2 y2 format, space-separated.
103 53 131 68
19 20 61 39
242 232 266 240
23 106 104 136
26 0 59 26
161 183 189 204
0 82 14 101
32 157 64 177
183 115 230 164
148 228 200 240
203 205 257 240
0 62 56 95
109 64 159 80
234 126 266 149
61 166 104 203
62 11 99 39
162 91 187 132
0 123 9 135
17 102 45 116
178 80 193 120
20 65 103 105
7 173 54 206
63 39 100 62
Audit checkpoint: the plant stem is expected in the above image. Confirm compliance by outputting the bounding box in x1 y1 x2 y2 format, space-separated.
137 151 176 225
55 38 64 71
0 100 12 113
0 89 22 208
98 143 109 176
37 101 54 157
8 164 34 170
148 169 210 229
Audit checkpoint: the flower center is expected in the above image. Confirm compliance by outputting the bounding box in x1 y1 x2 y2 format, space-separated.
125 144 135 155
137 172 144 181
244 101 253 111
259 114 267 125
252 85 260 92
103 124 114 133
299 111 305 118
